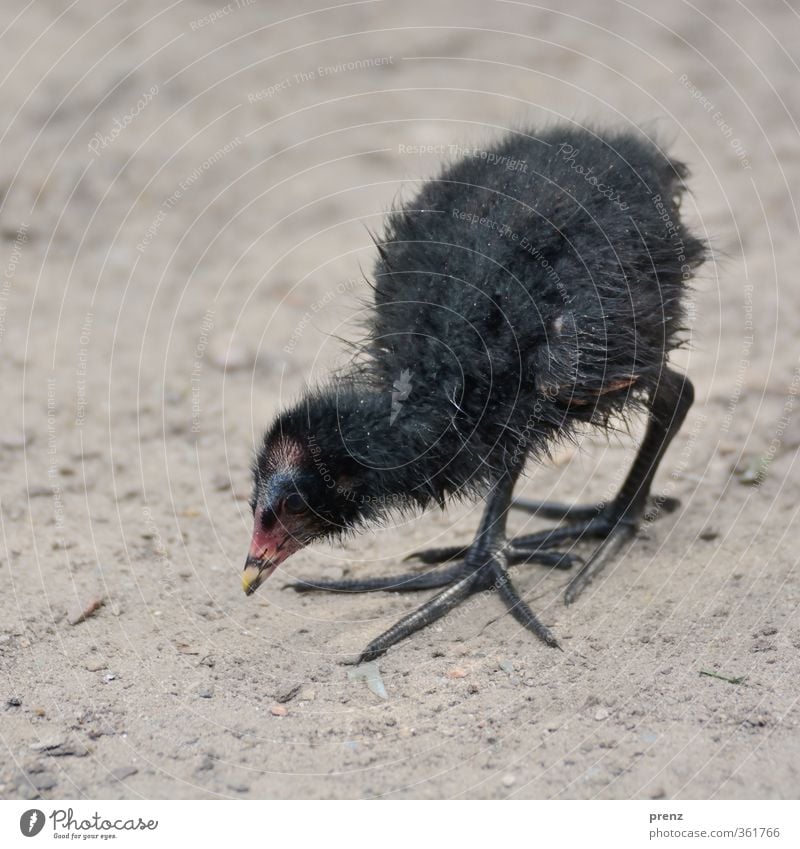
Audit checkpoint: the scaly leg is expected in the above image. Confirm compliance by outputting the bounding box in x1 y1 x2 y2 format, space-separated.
288 370 692 660
286 562 469 594
289 468 561 662
395 371 692 606
563 369 693 603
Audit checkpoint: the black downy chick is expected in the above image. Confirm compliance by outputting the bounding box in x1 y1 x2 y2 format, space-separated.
243 125 706 662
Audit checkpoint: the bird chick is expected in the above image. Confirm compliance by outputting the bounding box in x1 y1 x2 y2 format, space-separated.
243 124 706 662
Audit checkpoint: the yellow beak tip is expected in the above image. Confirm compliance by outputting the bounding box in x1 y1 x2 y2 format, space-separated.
242 565 261 595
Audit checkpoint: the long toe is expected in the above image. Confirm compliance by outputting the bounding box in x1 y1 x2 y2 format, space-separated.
287 562 469 594
506 546 582 570
356 570 479 662
489 560 560 648
403 544 470 564
512 519 607 550
563 521 638 605
512 499 606 521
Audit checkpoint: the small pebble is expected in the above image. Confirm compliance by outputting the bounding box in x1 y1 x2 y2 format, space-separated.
30 736 66 753
594 708 609 721
498 658 515 675
446 667 468 679
67 594 104 626
31 738 89 758
212 474 233 492
111 766 138 781
32 773 57 791
209 342 253 372
276 684 301 704
197 688 213 699
502 774 516 788
270 705 288 716
1 430 34 449
347 662 388 700
7 696 22 707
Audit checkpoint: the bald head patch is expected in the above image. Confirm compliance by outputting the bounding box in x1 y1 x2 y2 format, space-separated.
264 436 306 472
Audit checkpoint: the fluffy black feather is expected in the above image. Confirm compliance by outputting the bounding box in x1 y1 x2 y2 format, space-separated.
254 124 705 542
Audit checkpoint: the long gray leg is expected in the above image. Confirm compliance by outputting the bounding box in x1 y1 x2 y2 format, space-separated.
564 370 694 603
359 473 558 663
357 571 479 663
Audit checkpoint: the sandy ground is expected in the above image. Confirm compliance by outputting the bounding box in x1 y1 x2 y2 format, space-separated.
1 0 800 800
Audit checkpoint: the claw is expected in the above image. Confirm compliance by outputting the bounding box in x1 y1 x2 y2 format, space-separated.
564 522 637 604
506 547 582 569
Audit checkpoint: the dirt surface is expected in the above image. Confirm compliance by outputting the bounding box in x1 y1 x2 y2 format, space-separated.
2 0 800 800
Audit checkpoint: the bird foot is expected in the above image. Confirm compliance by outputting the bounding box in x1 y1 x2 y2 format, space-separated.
403 495 677 569
285 542 561 662
511 494 679 522
405 493 678 604
510 496 672 603
285 495 677 661
402 541 580 570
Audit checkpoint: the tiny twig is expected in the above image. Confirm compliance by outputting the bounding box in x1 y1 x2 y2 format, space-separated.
699 669 746 685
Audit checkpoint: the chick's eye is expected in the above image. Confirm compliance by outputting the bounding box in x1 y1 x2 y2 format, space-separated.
283 492 306 514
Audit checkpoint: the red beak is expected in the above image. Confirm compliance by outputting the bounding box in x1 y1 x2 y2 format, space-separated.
242 510 302 595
